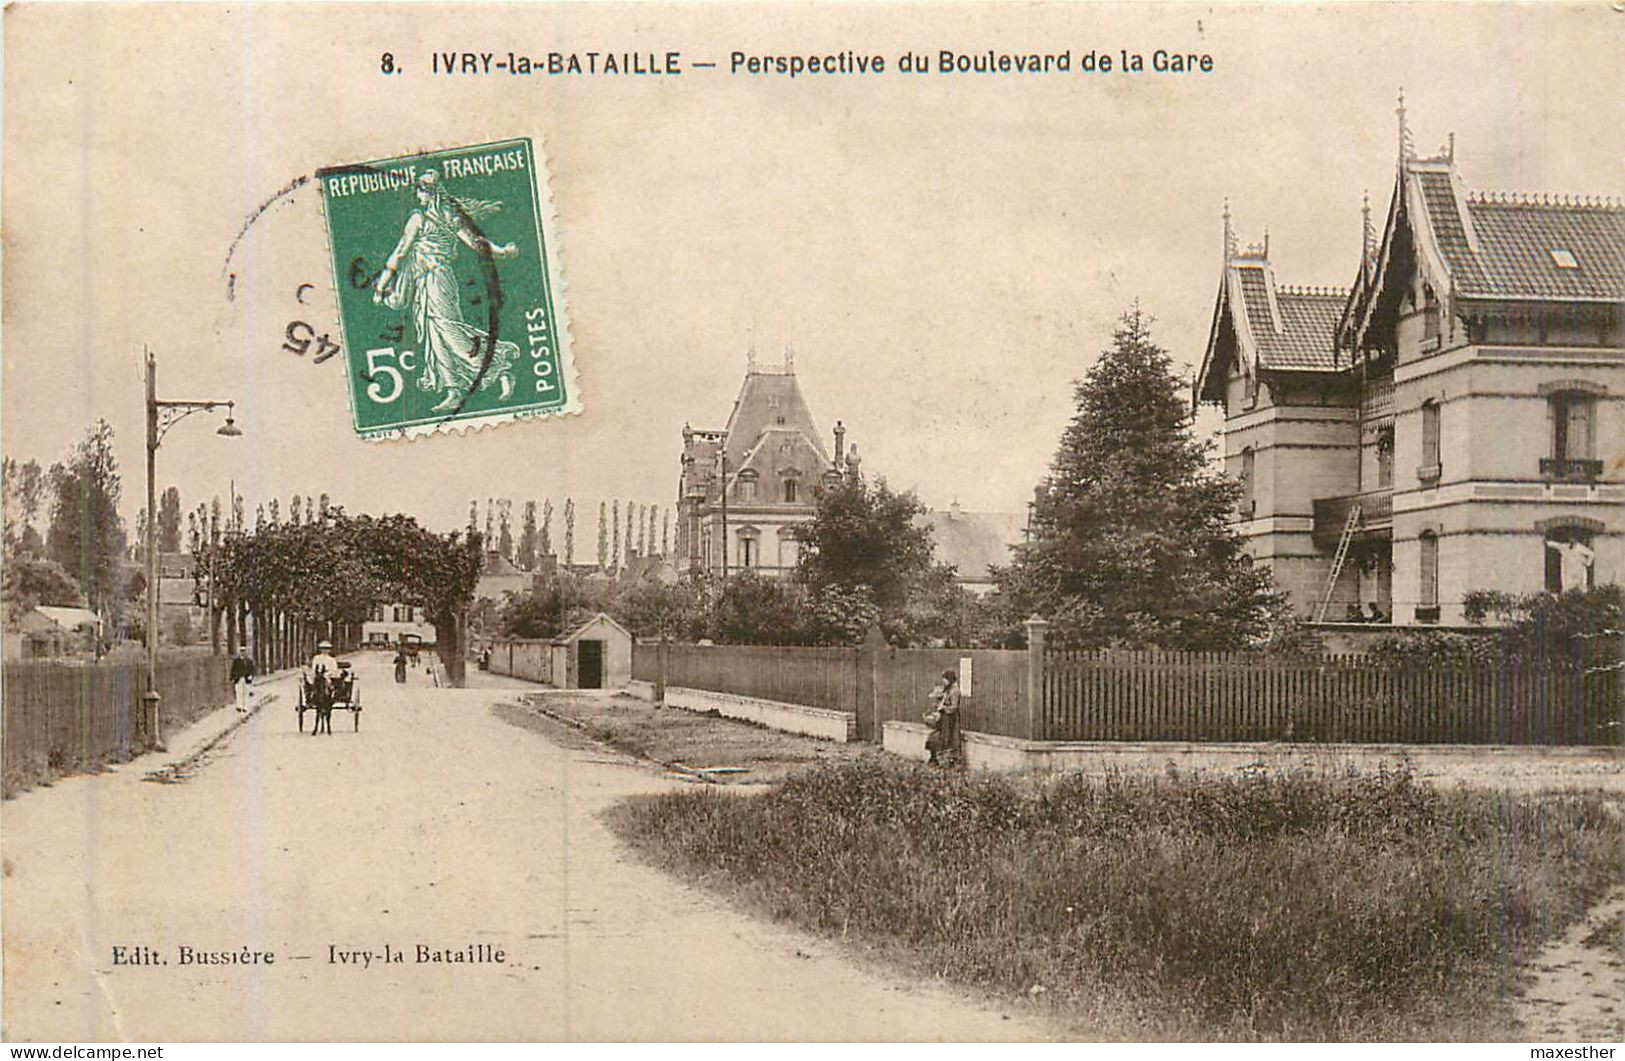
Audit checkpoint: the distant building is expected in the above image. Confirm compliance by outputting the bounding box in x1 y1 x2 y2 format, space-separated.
1196 116 1623 624
916 503 1025 595
475 549 533 601
4 606 102 659
675 354 858 579
362 604 436 646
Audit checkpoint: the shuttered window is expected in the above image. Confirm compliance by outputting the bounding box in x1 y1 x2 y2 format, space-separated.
1550 394 1595 461
1421 401 1441 471
1418 532 1439 609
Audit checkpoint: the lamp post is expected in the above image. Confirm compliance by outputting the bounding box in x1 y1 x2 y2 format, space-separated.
144 347 242 750
690 429 729 580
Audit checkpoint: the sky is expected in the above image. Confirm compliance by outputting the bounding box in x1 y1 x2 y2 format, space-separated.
4 2 1622 538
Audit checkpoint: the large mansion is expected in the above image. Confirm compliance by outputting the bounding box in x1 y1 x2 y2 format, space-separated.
676 356 853 579
1196 117 1623 625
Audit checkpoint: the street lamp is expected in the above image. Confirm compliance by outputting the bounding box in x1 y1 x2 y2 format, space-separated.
143 346 242 750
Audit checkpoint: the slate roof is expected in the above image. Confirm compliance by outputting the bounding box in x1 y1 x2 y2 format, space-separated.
1411 167 1624 302
916 508 1025 584
722 367 831 469
35 606 102 630
1195 253 1346 405
1235 269 1346 371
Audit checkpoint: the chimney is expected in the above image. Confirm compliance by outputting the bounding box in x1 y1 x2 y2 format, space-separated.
949 499 962 520
833 421 846 471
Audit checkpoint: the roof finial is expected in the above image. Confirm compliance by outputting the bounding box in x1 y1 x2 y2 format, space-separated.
1262 225 1270 259
1447 131 1455 163
1361 189 1374 260
746 323 757 371
1396 87 1412 163
784 340 795 374
1222 197 1235 260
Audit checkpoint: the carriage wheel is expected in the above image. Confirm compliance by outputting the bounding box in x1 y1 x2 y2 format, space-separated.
297 707 305 732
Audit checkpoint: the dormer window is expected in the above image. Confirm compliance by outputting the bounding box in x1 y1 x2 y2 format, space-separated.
736 470 759 503
1550 248 1580 270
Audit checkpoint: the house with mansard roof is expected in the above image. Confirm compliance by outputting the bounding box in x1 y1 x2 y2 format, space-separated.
675 353 857 579
1196 109 1623 625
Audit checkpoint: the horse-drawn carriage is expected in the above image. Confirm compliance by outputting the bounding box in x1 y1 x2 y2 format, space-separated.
297 660 362 733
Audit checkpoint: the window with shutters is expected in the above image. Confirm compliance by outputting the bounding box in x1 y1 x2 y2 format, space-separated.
1418 400 1441 482
1239 447 1256 517
1543 391 1600 480
1417 531 1439 622
1376 427 1394 489
737 529 759 569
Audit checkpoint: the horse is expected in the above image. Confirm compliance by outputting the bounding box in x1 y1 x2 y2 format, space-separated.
309 671 335 735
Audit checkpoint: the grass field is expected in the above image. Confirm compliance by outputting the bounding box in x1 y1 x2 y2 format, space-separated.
608 759 1625 1040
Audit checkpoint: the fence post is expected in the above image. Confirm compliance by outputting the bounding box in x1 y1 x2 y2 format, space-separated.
857 623 888 742
1024 616 1050 741
655 636 668 706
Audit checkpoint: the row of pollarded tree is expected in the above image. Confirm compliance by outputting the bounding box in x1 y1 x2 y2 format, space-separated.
203 509 484 682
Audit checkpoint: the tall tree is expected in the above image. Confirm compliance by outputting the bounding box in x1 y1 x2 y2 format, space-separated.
563 499 574 565
518 501 538 570
611 500 621 571
45 420 127 621
468 499 479 535
157 486 183 552
794 474 944 642
637 504 648 556
3 457 46 558
596 501 608 569
497 499 514 561
540 499 554 557
290 494 304 526
998 306 1278 649
661 508 670 556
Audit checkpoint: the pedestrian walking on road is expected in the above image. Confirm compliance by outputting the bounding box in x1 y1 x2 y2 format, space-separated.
230 642 256 713
394 648 408 684
924 668 962 768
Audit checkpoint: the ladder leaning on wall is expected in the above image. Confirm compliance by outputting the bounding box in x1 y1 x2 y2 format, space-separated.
1314 504 1363 623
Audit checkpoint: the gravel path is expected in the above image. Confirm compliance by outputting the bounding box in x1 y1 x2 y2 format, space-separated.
2 653 1053 1041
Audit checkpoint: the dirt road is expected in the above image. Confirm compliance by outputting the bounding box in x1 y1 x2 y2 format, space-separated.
2 653 1051 1041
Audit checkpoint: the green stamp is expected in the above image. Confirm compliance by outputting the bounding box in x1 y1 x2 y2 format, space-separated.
318 137 575 438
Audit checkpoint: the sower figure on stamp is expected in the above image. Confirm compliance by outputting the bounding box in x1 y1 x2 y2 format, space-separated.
924 668 962 768
373 169 521 412
230 642 256 713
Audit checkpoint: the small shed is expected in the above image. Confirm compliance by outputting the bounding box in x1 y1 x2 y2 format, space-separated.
550 612 632 690
8 606 102 658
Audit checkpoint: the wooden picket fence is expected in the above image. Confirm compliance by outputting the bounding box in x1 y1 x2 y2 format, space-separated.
1041 650 1622 746
2 651 232 795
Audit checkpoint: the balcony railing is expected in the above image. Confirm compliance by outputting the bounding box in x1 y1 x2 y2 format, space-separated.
1360 379 1394 421
1311 490 1394 550
1540 458 1603 482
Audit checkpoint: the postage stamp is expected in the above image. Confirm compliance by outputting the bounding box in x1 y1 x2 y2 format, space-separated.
317 137 576 438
